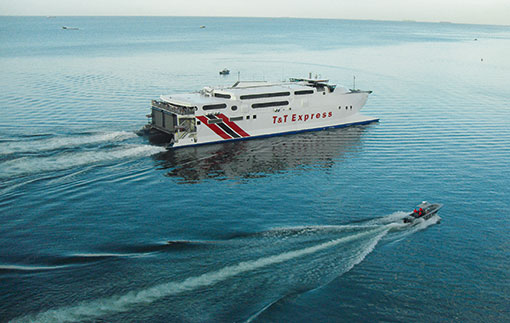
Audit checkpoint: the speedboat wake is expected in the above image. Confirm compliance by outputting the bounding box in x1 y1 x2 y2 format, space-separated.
12 207 442 323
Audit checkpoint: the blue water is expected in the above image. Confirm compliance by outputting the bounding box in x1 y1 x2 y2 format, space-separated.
1 16 510 322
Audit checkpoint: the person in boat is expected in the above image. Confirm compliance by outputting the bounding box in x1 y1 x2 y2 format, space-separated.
412 208 424 218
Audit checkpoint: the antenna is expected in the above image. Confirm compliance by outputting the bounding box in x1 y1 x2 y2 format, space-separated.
237 71 240 82
353 75 356 90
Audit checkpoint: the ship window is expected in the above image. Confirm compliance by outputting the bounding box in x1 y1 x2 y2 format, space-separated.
240 92 290 100
214 93 231 99
197 121 201 125
295 90 314 95
207 119 223 124
253 115 257 119
231 105 238 111
203 103 227 110
246 115 250 119
252 101 289 109
230 116 243 121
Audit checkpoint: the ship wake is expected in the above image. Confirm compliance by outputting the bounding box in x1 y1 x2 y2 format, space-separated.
0 131 164 180
11 213 438 323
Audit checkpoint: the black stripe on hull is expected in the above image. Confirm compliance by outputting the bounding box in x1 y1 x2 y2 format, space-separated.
217 123 240 138
206 115 240 138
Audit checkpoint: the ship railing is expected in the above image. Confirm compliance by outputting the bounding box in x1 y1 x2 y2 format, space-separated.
152 100 196 115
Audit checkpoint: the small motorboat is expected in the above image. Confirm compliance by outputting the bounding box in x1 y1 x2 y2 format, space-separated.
219 68 230 75
403 201 442 224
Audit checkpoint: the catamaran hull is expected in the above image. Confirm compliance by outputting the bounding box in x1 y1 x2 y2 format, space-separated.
160 114 379 148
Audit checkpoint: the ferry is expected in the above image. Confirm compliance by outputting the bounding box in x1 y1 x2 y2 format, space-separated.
145 77 378 148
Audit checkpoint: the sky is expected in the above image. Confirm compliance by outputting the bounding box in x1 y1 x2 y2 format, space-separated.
1 0 509 26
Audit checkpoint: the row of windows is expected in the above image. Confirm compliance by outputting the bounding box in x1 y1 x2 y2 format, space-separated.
214 93 231 99
240 91 290 100
205 101 343 111
252 101 289 109
228 115 257 121
202 101 289 111
197 115 256 126
203 103 227 110
239 90 316 100
294 90 314 95
211 89 315 102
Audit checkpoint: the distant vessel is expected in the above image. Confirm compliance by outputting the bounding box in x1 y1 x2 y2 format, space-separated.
62 26 79 30
219 68 230 75
145 76 377 148
200 25 206 29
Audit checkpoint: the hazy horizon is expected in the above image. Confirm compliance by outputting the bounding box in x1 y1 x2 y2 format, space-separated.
1 0 509 26
1 14 509 27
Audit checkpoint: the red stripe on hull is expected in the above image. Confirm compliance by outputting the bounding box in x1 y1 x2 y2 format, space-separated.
196 116 232 140
217 114 250 137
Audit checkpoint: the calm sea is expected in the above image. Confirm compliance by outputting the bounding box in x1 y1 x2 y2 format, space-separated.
1 16 509 322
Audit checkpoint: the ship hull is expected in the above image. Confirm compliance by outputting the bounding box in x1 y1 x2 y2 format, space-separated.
173 114 378 149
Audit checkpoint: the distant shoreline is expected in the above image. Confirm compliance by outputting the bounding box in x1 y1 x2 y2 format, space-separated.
0 15 508 27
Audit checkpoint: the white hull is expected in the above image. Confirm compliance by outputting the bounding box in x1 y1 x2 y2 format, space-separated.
148 79 378 148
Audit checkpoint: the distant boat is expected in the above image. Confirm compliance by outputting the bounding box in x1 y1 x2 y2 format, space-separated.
62 26 79 30
46 16 56 19
219 68 230 75
200 25 206 29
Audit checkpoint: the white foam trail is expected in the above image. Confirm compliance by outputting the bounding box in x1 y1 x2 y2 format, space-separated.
12 226 389 323
386 214 441 244
245 297 284 323
0 145 165 178
367 211 409 225
1 131 137 155
0 264 68 271
245 228 388 323
407 214 441 233
70 253 153 259
71 253 140 258
265 224 382 234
